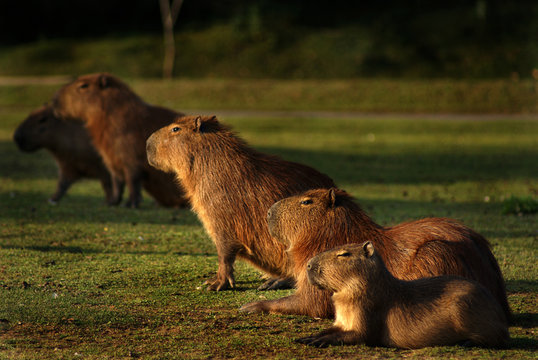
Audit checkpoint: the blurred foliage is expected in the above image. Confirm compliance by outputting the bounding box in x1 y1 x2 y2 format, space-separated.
1 0 537 79
502 196 538 215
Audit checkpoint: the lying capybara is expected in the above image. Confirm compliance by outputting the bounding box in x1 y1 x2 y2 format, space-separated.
240 188 510 320
297 242 509 348
146 115 336 290
13 105 113 204
52 73 187 208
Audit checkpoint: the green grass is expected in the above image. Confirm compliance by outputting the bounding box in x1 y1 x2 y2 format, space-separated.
0 78 537 114
0 84 537 359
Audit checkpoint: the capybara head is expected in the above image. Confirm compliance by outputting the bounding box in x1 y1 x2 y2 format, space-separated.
146 115 222 175
306 242 378 293
13 105 62 152
52 73 137 121
267 188 365 247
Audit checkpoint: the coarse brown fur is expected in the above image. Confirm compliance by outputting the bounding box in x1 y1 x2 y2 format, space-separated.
240 188 510 320
297 242 509 348
146 115 336 290
52 73 187 208
13 105 113 204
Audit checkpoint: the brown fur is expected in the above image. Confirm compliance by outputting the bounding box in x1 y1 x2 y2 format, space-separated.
297 242 509 348
52 73 187 208
146 115 336 290
13 105 113 204
240 188 510 320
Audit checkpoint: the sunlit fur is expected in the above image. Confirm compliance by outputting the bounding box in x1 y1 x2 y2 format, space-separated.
52 72 187 208
245 188 510 319
298 243 509 349
146 115 336 290
13 104 112 203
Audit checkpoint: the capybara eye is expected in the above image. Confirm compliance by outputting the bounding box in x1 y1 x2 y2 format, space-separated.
79 83 89 89
300 199 313 205
171 127 180 132
337 251 351 258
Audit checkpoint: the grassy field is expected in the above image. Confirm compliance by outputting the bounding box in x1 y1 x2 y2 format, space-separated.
0 82 537 359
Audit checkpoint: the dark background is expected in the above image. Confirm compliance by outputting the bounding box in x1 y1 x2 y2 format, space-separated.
1 0 537 78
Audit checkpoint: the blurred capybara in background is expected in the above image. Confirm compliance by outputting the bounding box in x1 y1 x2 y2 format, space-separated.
13 105 113 204
297 242 509 348
52 73 188 208
146 115 336 291
240 188 510 320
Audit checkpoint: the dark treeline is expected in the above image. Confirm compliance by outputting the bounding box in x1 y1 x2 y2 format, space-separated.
1 0 537 78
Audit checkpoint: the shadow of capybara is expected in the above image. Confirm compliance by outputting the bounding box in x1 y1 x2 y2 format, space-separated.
296 242 509 348
52 73 187 208
13 105 113 204
146 115 336 290
240 188 510 320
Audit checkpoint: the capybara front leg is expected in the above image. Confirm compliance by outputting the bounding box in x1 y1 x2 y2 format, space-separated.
100 176 114 204
108 176 125 206
297 330 362 347
49 176 74 204
240 285 333 317
240 294 304 315
205 244 237 291
257 276 295 291
124 172 143 208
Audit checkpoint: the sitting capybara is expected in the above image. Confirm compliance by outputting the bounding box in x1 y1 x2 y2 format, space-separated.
240 188 510 320
297 242 509 348
52 73 187 208
13 105 113 204
146 115 336 290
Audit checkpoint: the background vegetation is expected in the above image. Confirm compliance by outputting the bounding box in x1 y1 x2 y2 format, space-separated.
1 1 537 79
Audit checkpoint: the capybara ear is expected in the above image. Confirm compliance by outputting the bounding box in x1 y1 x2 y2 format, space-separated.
99 74 110 89
194 116 202 132
328 188 337 208
363 241 375 258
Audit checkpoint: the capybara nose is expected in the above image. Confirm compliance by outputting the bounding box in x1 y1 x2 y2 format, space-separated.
307 262 312 270
267 207 272 220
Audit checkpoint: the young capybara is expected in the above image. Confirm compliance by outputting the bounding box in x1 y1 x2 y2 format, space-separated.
240 188 510 320
297 242 509 348
52 72 188 208
146 115 336 291
13 105 113 204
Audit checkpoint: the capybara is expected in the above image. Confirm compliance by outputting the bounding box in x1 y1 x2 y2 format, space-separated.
13 105 113 204
146 115 336 290
52 72 188 208
297 242 509 348
240 188 510 320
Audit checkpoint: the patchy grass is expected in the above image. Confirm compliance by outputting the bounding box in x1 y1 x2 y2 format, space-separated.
0 85 537 359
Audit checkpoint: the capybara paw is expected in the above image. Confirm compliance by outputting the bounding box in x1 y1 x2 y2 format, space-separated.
295 335 330 348
204 276 234 291
257 277 295 291
238 301 266 314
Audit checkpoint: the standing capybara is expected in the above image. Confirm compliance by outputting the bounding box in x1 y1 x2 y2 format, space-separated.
52 73 187 208
13 105 113 204
297 242 509 348
240 188 510 320
146 115 336 290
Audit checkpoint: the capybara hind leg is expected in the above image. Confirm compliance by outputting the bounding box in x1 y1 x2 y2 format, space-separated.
257 276 295 291
108 177 124 206
49 176 74 204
